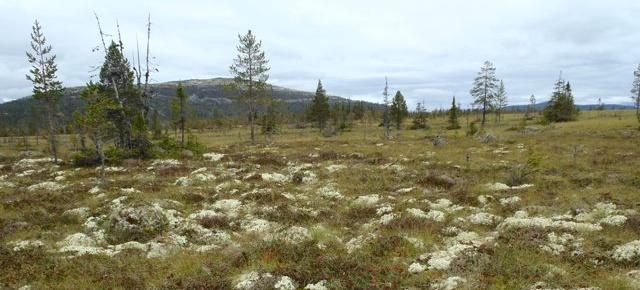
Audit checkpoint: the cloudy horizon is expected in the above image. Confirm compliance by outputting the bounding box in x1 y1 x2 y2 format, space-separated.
2 0 640 109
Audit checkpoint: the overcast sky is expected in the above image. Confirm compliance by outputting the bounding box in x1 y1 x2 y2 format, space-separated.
2 0 640 108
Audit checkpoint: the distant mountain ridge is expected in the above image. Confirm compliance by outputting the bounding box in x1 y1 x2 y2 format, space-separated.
0 78 377 126
506 101 634 111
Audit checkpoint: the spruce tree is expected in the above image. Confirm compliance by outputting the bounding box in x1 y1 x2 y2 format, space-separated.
447 96 461 130
470 61 498 126
411 102 428 130
562 82 578 120
98 41 150 152
230 30 270 143
260 98 280 136
494 80 507 123
544 75 578 122
310 80 329 131
390 90 409 130
544 76 564 122
26 20 63 163
90 13 155 156
172 83 188 146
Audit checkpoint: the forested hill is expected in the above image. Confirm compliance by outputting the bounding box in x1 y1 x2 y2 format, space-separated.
0 78 377 126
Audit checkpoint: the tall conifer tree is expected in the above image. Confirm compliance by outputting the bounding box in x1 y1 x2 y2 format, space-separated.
447 96 461 130
494 80 508 123
470 61 498 126
230 30 270 143
310 80 329 131
26 20 63 163
390 90 409 129
544 74 578 122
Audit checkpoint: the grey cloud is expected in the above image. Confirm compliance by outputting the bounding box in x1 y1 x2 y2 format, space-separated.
1 0 640 109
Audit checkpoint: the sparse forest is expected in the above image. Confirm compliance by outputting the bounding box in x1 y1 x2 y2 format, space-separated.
1 6 640 290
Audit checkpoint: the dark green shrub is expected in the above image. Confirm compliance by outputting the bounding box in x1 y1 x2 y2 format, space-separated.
70 149 101 167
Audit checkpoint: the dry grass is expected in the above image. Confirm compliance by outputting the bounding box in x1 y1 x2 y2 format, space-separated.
0 110 639 289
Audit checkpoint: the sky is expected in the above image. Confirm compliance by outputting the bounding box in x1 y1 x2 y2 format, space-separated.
1 0 640 109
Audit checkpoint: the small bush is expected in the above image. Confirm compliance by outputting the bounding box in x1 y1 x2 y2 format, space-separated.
104 147 147 164
505 151 541 186
344 206 378 223
106 204 169 244
450 187 477 206
418 172 458 189
366 234 414 258
383 215 442 232
154 135 205 158
467 121 479 136
70 149 101 167
197 215 234 230
504 163 532 187
318 151 340 160
322 126 337 137
410 120 429 130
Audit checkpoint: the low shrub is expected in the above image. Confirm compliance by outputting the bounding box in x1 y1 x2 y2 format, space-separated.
154 135 205 158
70 149 101 167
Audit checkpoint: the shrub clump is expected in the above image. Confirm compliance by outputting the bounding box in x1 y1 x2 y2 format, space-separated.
70 149 101 167
106 204 169 244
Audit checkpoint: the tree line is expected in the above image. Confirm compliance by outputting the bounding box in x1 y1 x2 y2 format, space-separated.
18 18 640 165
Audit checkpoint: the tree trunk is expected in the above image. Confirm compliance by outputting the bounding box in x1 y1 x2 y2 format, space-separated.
481 104 487 126
47 103 58 164
249 111 255 143
180 97 185 147
95 135 106 185
181 118 184 147
482 81 488 126
248 79 255 144
79 132 87 151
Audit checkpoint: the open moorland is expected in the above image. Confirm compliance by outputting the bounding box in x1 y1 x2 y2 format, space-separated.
1 110 639 289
